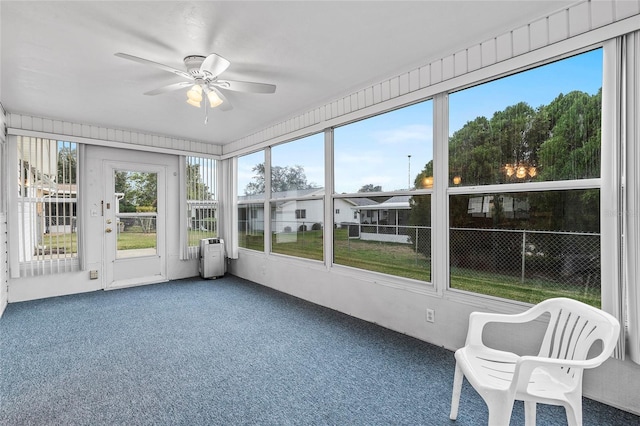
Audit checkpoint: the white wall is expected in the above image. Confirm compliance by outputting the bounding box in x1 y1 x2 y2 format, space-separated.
334 199 357 225
0 107 7 317
222 2 640 416
229 249 640 415
0 213 7 318
7 143 199 302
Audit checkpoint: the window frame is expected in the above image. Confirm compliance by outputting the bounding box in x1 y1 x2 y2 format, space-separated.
443 47 605 306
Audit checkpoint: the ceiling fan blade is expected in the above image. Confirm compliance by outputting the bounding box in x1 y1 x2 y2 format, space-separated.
215 79 276 94
200 53 230 79
144 81 193 96
115 52 192 80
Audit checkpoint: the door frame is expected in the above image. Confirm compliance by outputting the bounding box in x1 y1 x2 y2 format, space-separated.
102 160 168 289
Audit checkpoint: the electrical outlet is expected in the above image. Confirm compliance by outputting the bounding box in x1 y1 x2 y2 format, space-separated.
426 308 435 323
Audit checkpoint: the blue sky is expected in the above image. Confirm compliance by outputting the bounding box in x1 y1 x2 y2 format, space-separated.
238 48 603 195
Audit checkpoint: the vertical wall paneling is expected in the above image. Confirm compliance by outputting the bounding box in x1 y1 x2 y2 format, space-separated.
419 64 431 88
441 55 455 81
570 2 592 36
592 1 616 29
430 59 442 84
43 118 53 133
398 73 409 96
22 116 33 130
530 18 550 50
454 50 467 77
7 113 221 156
373 83 382 104
549 9 570 43
481 39 497 67
32 117 43 132
615 0 640 20
409 69 420 92
512 26 531 56
467 45 482 72
496 32 514 62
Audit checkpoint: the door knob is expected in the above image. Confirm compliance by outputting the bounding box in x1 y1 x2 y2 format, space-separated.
105 228 112 233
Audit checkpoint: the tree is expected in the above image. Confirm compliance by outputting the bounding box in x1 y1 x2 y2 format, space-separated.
57 146 77 184
358 184 382 192
244 163 317 195
408 88 602 262
115 171 157 212
187 163 214 200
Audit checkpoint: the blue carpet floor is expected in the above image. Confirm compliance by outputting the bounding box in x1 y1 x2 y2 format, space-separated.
1 275 638 425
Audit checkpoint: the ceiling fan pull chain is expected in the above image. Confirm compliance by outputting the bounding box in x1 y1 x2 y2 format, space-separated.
204 97 209 125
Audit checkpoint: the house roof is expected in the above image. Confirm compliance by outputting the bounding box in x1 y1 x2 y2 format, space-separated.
239 187 324 202
356 195 411 210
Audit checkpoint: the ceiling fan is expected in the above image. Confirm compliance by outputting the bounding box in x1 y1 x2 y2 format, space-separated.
115 52 276 111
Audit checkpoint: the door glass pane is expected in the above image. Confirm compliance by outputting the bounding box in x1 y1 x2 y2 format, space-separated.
115 170 157 259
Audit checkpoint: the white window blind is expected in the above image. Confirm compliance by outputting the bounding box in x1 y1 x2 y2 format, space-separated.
185 156 217 259
16 137 79 276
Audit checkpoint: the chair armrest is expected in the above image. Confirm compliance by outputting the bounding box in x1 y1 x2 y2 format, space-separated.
512 354 608 394
465 306 547 346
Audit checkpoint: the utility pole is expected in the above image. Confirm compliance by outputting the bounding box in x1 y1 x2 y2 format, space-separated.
408 154 412 190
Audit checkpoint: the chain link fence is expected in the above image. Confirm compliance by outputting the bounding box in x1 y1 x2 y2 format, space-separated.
450 228 600 305
338 223 599 305
337 224 432 282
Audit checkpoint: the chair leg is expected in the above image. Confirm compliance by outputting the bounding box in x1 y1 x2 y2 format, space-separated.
564 397 583 426
524 401 536 426
486 397 515 426
450 363 464 420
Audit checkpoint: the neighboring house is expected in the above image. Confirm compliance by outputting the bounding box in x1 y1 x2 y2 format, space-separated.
187 200 217 231
467 195 530 219
43 184 77 234
338 197 377 227
238 190 414 244
237 192 266 234
355 195 412 244
18 140 77 258
271 188 324 233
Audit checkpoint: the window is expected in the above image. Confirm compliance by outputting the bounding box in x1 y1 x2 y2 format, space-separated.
333 100 433 282
448 49 603 305
16 137 79 276
185 156 217 258
270 133 324 261
237 151 265 251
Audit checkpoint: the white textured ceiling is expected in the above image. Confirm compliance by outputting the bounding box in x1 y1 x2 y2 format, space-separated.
1 1 576 146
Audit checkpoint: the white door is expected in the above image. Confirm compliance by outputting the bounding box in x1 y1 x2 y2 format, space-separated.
103 160 167 289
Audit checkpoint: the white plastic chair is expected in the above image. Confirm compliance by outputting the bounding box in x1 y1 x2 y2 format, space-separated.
449 297 620 426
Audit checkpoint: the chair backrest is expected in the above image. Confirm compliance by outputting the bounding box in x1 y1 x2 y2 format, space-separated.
534 298 620 382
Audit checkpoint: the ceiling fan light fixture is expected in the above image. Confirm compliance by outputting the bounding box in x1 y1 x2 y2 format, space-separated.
186 84 203 107
186 98 201 108
207 90 223 108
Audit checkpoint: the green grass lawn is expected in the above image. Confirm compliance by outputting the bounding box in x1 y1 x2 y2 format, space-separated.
48 228 600 307
41 233 78 253
117 231 157 250
240 228 600 307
